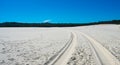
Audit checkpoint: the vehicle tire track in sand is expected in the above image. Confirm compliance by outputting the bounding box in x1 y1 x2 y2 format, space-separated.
45 32 77 65
80 32 120 65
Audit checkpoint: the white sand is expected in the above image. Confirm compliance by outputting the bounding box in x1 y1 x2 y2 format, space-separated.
0 28 71 65
47 32 77 65
0 25 120 65
80 32 119 65
67 24 120 65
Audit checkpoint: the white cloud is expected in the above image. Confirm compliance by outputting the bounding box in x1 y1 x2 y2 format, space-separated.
43 19 51 23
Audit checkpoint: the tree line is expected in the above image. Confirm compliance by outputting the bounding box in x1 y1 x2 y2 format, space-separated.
0 20 120 27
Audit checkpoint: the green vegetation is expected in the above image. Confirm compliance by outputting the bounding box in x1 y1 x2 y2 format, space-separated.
0 20 120 27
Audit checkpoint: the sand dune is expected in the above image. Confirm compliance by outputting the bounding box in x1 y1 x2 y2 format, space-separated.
0 25 120 65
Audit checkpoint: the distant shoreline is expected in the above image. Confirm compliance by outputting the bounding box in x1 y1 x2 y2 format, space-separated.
0 20 120 27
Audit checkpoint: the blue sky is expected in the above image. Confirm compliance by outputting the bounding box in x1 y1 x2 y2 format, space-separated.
0 0 120 23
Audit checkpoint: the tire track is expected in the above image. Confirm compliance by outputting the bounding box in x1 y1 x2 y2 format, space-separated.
80 32 120 65
45 32 77 65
